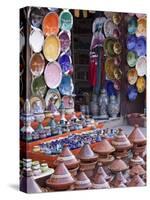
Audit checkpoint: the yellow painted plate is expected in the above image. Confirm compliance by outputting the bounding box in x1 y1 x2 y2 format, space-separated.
136 76 146 93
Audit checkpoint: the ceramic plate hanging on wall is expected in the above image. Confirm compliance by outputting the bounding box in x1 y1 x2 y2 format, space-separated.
31 75 47 97
127 51 138 67
42 12 59 36
126 35 137 50
113 80 121 91
127 16 137 35
136 77 146 93
45 89 61 109
113 41 122 55
104 18 117 38
127 85 138 101
104 37 117 57
134 36 146 57
113 67 122 80
105 57 116 80
59 30 71 52
29 28 44 53
92 17 106 33
58 53 72 74
62 96 74 113
44 61 62 89
136 56 146 76
28 7 44 28
136 17 146 37
127 68 138 85
29 53 45 77
30 96 46 113
59 9 73 31
59 75 74 95
43 35 61 62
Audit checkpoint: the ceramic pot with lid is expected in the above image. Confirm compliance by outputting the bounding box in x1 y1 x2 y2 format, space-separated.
108 157 129 173
110 171 127 188
92 170 110 189
127 173 145 187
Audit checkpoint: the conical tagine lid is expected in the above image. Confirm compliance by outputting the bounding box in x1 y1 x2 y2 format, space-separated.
127 174 145 187
111 128 132 150
128 124 146 144
77 142 98 162
75 169 92 189
46 161 75 190
109 157 129 172
93 163 110 180
93 138 115 154
54 144 80 169
130 164 145 176
92 171 110 189
130 153 145 166
111 171 127 187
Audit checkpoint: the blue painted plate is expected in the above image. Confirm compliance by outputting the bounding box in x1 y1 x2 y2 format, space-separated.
127 85 138 101
126 35 137 50
59 75 74 95
134 36 146 57
58 53 72 74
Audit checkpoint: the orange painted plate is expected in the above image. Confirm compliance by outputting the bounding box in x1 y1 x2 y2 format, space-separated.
127 68 138 85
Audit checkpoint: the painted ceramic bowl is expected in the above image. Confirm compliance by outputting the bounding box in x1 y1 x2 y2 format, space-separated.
134 36 146 56
126 35 137 50
128 16 137 35
105 57 116 80
42 12 59 36
136 77 146 93
90 31 105 49
113 41 122 55
59 9 73 31
59 30 71 52
58 53 72 74
29 53 45 77
135 56 146 76
59 75 74 95
127 85 138 101
104 18 117 38
112 13 122 25
127 51 138 67
127 68 138 85
29 28 44 53
31 75 47 97
104 37 117 57
45 89 61 109
30 96 46 113
43 35 61 61
28 7 44 28
44 61 62 89
136 17 146 37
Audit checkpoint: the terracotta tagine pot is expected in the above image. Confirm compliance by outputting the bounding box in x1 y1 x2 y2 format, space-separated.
127 173 145 187
108 157 129 173
74 169 92 190
129 164 145 177
110 171 127 188
46 161 75 191
54 144 80 170
80 161 97 178
77 142 98 163
92 170 110 189
129 153 145 167
20 168 42 193
111 128 132 158
128 124 146 155
93 162 111 181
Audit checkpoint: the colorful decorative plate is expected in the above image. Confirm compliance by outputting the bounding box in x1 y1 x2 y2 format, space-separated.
58 53 72 74
45 89 61 109
29 28 44 53
92 17 106 33
135 56 146 76
29 53 45 77
43 35 61 62
113 67 122 80
105 80 117 96
113 41 122 55
30 96 46 113
128 16 137 35
134 36 146 56
104 37 117 57
20 30 25 53
127 85 138 101
105 57 116 80
62 96 74 109
44 61 62 89
104 18 117 38
59 30 71 52
126 35 137 50
28 7 44 28
112 13 122 25
136 17 146 37
42 12 59 36
127 68 138 85
31 75 47 97
59 75 74 95
127 51 138 67
59 9 73 31
136 77 146 93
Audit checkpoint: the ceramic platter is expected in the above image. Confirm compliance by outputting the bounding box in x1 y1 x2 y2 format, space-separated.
28 7 44 28
104 37 117 57
104 18 118 38
127 16 137 35
136 17 146 37
126 35 137 50
44 61 62 89
42 12 59 36
59 9 73 31
43 35 61 62
105 57 116 80
134 36 146 57
58 53 72 74
59 30 71 52
31 75 47 97
127 51 138 67
127 85 138 101
127 68 138 85
59 75 74 95
30 96 46 113
136 77 146 93
45 89 61 109
29 28 44 53
135 56 146 76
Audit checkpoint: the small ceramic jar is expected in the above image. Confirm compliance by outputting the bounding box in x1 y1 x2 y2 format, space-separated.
23 158 32 168
32 161 41 176
41 163 49 173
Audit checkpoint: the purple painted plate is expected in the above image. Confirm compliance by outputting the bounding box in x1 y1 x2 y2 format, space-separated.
126 35 137 50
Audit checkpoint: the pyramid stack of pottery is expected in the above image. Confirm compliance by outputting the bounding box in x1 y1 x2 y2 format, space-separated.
128 124 146 155
46 161 75 190
74 169 92 190
127 173 145 187
54 144 80 176
111 128 132 158
110 171 127 188
93 137 115 167
77 142 98 178
20 168 42 193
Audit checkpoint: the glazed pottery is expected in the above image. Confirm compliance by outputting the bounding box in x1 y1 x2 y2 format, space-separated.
108 95 119 118
112 13 122 25
43 35 61 61
136 17 146 37
127 68 138 85
104 37 117 57
113 41 122 55
45 89 61 109
128 16 137 34
31 75 47 97
126 35 137 50
105 57 116 80
127 51 138 67
30 96 46 113
29 53 45 77
113 67 122 80
127 85 138 102
136 56 146 76
58 53 72 74
44 61 62 89
59 30 71 52
59 75 74 96
62 96 74 114
104 18 117 38
108 157 129 172
28 7 44 28
127 174 145 187
90 94 99 116
42 12 59 36
46 96 59 114
46 161 75 190
105 80 117 96
136 77 146 93
29 28 44 53
74 170 92 190
98 89 109 119
134 36 146 57
59 9 73 31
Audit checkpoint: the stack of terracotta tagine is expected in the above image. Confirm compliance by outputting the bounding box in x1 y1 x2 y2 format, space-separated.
127 173 145 187
54 144 80 177
128 124 146 156
46 161 75 191
77 142 98 178
111 128 132 158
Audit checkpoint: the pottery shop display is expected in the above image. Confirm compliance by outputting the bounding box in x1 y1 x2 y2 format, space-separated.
59 30 71 52
58 53 72 74
93 163 110 181
104 37 117 57
98 89 109 119
126 34 137 50
105 57 116 80
136 17 146 37
129 153 145 167
104 18 117 38
134 36 146 57
127 85 138 102
31 75 47 97
46 161 75 190
129 164 145 177
30 96 46 114
127 16 137 35
108 95 119 118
